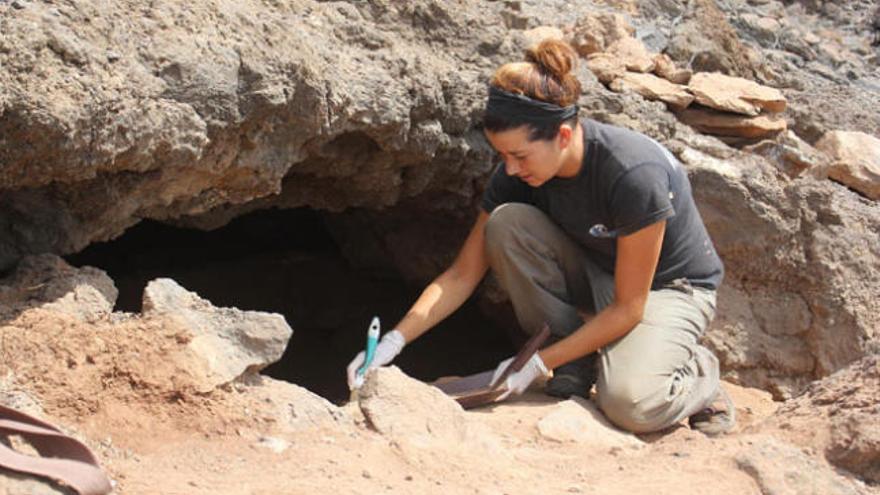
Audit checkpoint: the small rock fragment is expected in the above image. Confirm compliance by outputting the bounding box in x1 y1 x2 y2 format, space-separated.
610 72 694 110
607 37 655 73
652 53 692 85
586 53 626 84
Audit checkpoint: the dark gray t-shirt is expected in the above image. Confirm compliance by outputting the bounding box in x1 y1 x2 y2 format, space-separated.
481 119 724 290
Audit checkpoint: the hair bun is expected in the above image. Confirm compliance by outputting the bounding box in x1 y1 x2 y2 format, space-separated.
525 39 577 82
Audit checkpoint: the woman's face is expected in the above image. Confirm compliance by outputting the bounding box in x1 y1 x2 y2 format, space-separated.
484 125 567 187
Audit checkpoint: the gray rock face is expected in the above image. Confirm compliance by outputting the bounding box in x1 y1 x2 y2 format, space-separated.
142 278 292 392
0 0 543 269
674 131 880 398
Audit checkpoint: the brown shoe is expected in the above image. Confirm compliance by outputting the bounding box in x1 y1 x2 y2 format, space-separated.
688 387 736 436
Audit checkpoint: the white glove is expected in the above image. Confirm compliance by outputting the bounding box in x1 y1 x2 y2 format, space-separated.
347 330 406 390
491 353 551 400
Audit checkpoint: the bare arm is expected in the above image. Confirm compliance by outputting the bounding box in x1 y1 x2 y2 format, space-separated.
538 220 666 369
393 211 491 343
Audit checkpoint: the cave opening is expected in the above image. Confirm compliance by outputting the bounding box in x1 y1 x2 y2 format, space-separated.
66 207 515 403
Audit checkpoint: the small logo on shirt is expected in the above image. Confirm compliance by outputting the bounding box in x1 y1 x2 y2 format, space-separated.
589 224 618 238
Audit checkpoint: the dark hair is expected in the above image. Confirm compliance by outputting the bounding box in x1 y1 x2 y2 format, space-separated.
484 39 581 141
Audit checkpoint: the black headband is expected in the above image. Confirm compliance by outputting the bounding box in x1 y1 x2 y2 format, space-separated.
485 86 579 126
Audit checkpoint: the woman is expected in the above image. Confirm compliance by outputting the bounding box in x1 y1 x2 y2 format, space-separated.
346 39 732 435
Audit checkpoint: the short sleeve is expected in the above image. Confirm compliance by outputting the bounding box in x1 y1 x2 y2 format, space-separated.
481 163 531 213
609 163 675 236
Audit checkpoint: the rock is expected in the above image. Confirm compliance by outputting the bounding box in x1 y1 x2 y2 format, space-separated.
609 72 694 110
743 131 831 179
757 354 880 483
606 37 655 73
736 13 783 46
357 366 468 448
535 397 644 450
676 107 786 138
688 72 786 116
0 254 117 323
653 53 692 85
586 53 626 85
675 129 880 398
815 131 880 200
734 436 864 495
666 0 767 79
567 12 634 56
522 26 564 49
142 278 292 392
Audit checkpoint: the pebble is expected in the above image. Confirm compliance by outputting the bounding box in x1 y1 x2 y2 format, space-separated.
12 1 25 10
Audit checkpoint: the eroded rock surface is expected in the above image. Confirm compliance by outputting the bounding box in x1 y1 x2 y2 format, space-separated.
757 354 880 484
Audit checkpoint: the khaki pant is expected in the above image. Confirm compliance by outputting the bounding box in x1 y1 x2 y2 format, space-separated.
484 203 720 433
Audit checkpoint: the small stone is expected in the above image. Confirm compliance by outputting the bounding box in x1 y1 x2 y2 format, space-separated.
607 37 655 73
107 51 121 63
405 475 413 481
11 1 25 9
362 470 372 479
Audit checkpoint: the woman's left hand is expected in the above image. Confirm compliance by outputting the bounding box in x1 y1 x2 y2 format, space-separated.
491 353 551 399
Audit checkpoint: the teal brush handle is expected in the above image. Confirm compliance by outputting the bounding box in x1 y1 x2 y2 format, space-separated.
357 316 381 378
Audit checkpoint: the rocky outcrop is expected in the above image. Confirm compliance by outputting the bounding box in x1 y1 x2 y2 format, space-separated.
0 0 878 409
672 130 880 398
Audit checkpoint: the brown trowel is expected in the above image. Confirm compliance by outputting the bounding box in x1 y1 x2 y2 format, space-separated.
433 323 551 409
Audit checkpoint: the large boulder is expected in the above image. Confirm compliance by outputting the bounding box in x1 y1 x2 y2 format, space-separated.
142 278 292 392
